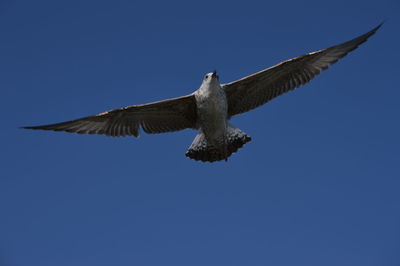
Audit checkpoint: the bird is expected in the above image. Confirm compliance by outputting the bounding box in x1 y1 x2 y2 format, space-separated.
23 24 381 162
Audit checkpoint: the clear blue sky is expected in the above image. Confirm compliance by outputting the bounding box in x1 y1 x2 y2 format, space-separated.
1 1 399 265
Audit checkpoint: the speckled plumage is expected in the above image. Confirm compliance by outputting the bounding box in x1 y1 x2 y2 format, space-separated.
23 24 381 162
186 71 251 162
195 73 228 144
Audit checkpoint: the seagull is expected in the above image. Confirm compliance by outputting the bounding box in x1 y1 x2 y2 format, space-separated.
23 24 381 162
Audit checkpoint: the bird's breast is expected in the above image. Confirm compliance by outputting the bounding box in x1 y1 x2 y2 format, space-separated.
195 87 228 141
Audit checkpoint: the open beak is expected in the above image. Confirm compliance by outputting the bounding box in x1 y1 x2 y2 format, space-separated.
212 70 218 79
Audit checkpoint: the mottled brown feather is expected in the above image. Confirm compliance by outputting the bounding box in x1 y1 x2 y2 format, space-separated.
23 94 197 137
223 24 382 118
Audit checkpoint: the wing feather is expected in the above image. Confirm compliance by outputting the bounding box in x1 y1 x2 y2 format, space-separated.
223 24 382 117
23 94 197 137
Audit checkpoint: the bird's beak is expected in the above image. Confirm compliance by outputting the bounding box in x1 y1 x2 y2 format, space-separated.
212 70 218 79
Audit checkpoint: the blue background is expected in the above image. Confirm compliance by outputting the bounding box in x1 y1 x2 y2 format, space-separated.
1 1 399 265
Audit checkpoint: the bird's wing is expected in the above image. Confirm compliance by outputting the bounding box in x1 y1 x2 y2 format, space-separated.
23 94 197 137
223 24 381 118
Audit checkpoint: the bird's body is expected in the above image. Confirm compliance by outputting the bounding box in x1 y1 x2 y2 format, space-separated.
194 73 228 143
187 71 251 161
23 24 382 162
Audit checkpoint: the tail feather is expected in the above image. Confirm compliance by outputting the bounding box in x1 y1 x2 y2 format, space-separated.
185 125 251 162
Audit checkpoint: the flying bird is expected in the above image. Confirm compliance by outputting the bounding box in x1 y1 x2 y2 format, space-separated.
23 24 381 162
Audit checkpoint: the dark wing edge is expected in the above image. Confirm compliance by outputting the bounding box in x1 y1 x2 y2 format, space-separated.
22 94 197 137
223 23 382 117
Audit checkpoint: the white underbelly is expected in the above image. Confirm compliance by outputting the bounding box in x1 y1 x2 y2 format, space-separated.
195 91 228 142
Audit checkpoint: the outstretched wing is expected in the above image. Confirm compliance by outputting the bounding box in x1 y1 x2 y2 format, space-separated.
223 24 382 118
23 94 197 137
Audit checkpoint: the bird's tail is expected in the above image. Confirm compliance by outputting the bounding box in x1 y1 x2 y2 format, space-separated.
185 124 251 162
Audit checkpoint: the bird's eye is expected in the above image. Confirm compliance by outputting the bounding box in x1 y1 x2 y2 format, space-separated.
205 75 208 80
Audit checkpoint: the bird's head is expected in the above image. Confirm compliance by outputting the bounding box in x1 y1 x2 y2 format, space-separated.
202 70 219 85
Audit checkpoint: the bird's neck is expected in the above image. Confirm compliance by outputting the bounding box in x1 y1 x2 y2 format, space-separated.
199 82 222 96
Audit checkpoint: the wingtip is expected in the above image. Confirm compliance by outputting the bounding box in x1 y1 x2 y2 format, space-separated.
20 125 43 130
369 21 384 35
355 22 383 43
